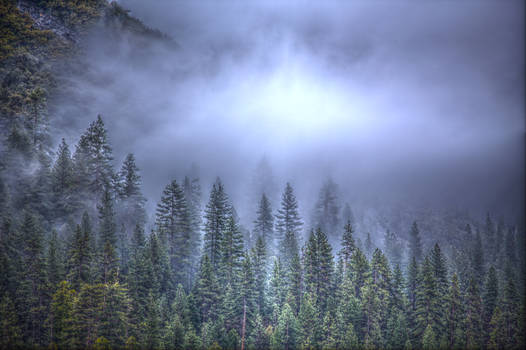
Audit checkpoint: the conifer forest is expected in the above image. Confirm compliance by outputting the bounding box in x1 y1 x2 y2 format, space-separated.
0 1 524 349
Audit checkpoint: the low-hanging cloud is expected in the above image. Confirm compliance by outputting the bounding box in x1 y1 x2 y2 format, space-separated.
49 0 525 227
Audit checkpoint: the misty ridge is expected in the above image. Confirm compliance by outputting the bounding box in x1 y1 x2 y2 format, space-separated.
0 0 524 350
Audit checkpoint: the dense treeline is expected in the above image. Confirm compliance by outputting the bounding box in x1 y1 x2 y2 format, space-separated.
0 115 524 350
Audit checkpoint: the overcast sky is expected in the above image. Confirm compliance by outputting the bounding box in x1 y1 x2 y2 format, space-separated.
51 0 525 227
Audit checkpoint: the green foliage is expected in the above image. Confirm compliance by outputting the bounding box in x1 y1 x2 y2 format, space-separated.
204 178 230 269
276 183 302 270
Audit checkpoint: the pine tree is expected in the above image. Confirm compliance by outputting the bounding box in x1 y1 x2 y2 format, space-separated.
365 232 374 258
204 178 230 269
406 256 420 346
303 228 334 315
465 277 483 349
85 115 114 195
144 290 162 349
500 277 520 349
156 179 193 289
413 256 439 345
446 274 464 349
18 212 48 346
268 258 286 324
312 178 340 243
219 214 244 287
408 221 423 262
194 255 220 324
51 138 75 215
421 324 437 350
116 153 147 268
287 253 302 315
271 303 299 350
251 235 268 316
68 220 93 289
70 283 105 348
484 213 495 261
339 220 356 272
127 224 150 342
369 249 391 346
240 253 257 350
349 246 370 299
341 202 355 227
248 313 270 350
98 187 118 284
47 229 64 291
483 266 499 338
253 193 274 252
275 183 302 270
298 293 320 349
361 277 384 349
384 230 403 268
430 243 448 337
144 231 171 298
48 281 76 348
183 175 202 282
0 294 22 348
488 306 506 350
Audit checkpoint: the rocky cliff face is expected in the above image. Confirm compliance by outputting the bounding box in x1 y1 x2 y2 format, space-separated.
17 0 79 44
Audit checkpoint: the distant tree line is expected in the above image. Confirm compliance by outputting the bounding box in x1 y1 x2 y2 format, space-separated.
0 116 524 350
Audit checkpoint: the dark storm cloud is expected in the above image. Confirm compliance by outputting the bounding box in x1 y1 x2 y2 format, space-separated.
51 0 524 227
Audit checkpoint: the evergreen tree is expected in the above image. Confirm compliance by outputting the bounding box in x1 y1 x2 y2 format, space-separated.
430 243 448 337
312 178 340 243
51 138 75 215
472 228 484 286
156 179 193 289
384 230 403 268
484 213 495 261
275 183 302 270
421 324 437 350
183 175 202 282
68 219 93 289
194 255 220 324
465 278 483 349
48 281 76 348
85 115 114 195
251 235 268 316
360 277 384 349
341 202 355 227
483 266 499 338
127 224 150 342
253 193 274 252
413 256 439 345
365 232 374 258
18 212 48 346
408 221 423 262
339 220 356 272
98 187 118 284
240 253 257 350
303 228 334 315
271 303 299 350
298 293 320 349
219 214 244 287
488 306 506 350
500 277 521 349
47 229 64 291
204 178 229 269
70 283 105 348
349 247 370 299
287 253 302 315
446 274 464 349
268 258 286 324
0 294 22 348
